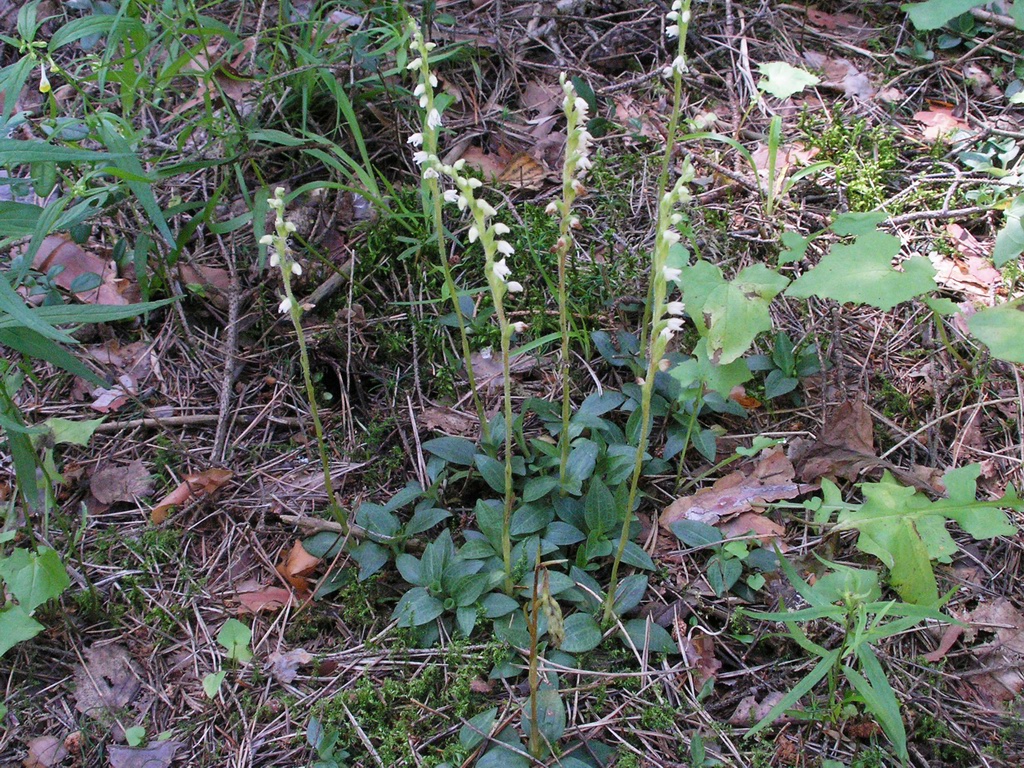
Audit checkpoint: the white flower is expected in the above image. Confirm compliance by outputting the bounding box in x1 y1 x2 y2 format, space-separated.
506 280 524 293
39 65 50 94
680 10 691 23
666 301 686 315
666 317 685 333
663 266 682 282
408 133 423 146
269 250 281 267
666 24 679 38
545 201 559 216
662 229 681 245
671 213 684 225
427 109 442 128
477 199 497 218
429 74 438 87
668 55 687 76
424 42 437 51
413 151 429 165
278 296 293 314
419 94 429 109
574 97 589 115
423 167 439 179
407 57 422 70
667 11 679 20
275 187 286 198
453 159 467 171
468 226 479 243
284 221 297 233
659 327 674 342
467 178 483 189
259 234 274 245
672 0 682 10
493 258 512 280
443 189 459 204
512 321 528 333
493 223 510 235
291 261 302 276
496 240 514 255
414 83 426 97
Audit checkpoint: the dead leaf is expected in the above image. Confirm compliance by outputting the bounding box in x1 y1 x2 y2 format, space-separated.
927 224 1003 304
676 630 721 689
469 349 538 392
421 406 478 436
74 645 141 719
965 599 1024 703
28 234 131 306
788 398 879 483
90 460 154 506
459 145 508 180
805 8 875 41
150 468 232 524
803 51 875 100
108 741 182 768
922 623 966 663
24 736 67 768
275 540 320 592
179 263 232 310
497 152 549 190
614 94 661 142
169 37 258 118
268 648 313 684
235 584 294 615
913 106 970 141
661 449 815 528
729 691 789 726
718 511 786 548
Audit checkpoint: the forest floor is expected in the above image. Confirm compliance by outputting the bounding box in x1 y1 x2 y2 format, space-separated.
1 1 1024 767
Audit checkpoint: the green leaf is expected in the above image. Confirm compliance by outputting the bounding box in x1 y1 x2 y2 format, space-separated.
621 618 677 654
757 61 820 99
830 211 887 236
563 439 599 493
43 417 104 447
422 436 477 466
670 520 723 548
124 726 146 747
691 339 752 398
620 541 655 570
779 231 811 264
992 196 1024 267
584 478 618 536
902 0 986 30
968 301 1024 364
744 650 841 738
786 231 936 310
392 587 444 627
202 670 226 698
523 688 567 748
612 574 648 615
843 656 908 763
217 619 252 662
475 454 507 494
0 202 42 236
0 604 44 657
559 613 603 653
0 547 69 612
460 707 498 750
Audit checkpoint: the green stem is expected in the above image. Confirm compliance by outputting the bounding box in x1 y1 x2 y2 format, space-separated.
499 306 516 595
282 273 344 528
428 178 490 443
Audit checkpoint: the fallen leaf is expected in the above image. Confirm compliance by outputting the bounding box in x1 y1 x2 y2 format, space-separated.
235 584 294 614
468 348 538 392
718 511 786 548
677 630 721 689
28 234 132 306
24 735 67 768
661 449 815 528
275 540 320 592
729 691 789 726
268 648 313 683
922 623 965 663
496 152 549 190
458 145 508 180
151 468 232 524
964 599 1024 703
913 106 970 141
805 8 875 41
614 94 661 142
169 37 258 118
803 51 875 100
927 224 1004 304
108 741 182 768
179 263 232 310
421 406 478 436
74 645 141 719
90 460 154 506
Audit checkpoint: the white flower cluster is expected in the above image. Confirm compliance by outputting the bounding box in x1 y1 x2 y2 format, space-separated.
651 167 694 349
260 187 303 315
663 0 692 78
406 24 443 154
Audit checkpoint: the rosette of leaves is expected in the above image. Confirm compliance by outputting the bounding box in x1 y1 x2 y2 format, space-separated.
392 529 516 643
670 520 779 600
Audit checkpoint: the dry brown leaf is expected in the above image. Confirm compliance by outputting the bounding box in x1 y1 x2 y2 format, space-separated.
169 37 258 118
29 234 131 306
805 7 875 41
459 145 508 180
661 449 815 528
151 468 233 524
235 585 294 614
497 152 549 190
927 224 1003 304
676 630 721 689
803 51 875 100
469 349 538 392
964 599 1024 704
922 623 966 663
276 540 320 592
729 691 789 726
90 460 154 506
718 511 786 548
614 94 660 142
74 645 141 719
108 741 182 768
421 406 478 436
913 106 970 141
23 736 67 768
268 648 313 684
179 263 232 310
